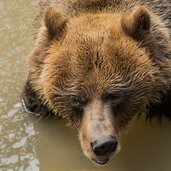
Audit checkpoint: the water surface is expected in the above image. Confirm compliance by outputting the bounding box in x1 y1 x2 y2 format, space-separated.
0 1 171 171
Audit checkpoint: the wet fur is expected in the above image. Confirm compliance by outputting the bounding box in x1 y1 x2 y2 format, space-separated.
22 79 54 118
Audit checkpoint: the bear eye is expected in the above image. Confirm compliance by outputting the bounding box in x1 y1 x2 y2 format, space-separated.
69 96 84 110
103 93 124 106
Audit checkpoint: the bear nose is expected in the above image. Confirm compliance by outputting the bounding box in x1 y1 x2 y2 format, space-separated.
91 136 118 156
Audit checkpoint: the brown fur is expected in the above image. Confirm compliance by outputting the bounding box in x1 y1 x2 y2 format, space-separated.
22 0 171 165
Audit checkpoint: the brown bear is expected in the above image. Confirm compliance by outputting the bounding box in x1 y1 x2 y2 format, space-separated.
22 0 171 165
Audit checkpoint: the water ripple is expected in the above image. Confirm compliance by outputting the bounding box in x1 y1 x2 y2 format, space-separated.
0 103 40 171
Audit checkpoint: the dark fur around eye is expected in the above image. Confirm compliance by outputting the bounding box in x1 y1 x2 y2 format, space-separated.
103 92 124 107
69 96 88 112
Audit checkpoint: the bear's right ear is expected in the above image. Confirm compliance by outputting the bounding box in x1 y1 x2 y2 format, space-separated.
44 6 68 40
121 6 151 40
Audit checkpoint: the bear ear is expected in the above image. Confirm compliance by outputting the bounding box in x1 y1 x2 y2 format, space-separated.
44 6 68 40
121 6 151 40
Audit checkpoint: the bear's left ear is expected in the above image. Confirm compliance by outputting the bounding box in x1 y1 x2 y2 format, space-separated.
44 6 68 40
121 6 151 40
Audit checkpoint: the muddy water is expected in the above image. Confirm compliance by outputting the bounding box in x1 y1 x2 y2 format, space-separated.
0 0 171 171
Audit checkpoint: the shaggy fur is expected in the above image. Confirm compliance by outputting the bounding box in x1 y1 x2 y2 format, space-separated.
22 0 171 164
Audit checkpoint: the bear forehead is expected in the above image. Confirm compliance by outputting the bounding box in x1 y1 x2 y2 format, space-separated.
49 14 152 77
44 13 154 95
56 13 150 65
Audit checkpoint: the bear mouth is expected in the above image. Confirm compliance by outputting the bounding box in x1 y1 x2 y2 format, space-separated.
92 157 109 165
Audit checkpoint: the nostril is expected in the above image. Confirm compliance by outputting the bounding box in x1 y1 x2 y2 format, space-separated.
108 140 118 153
91 136 118 156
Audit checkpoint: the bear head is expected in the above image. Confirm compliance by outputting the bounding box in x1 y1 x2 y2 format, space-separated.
25 5 171 165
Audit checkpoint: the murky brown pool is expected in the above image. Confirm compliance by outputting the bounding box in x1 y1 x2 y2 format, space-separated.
0 0 171 171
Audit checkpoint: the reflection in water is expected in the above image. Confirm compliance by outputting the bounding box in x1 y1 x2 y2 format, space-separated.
0 0 171 171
